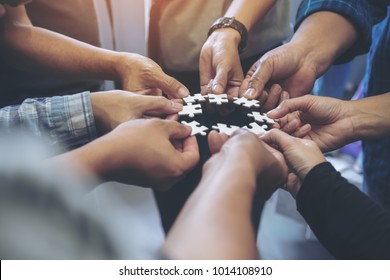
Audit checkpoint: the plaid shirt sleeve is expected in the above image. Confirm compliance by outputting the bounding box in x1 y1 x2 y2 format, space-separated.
295 0 389 63
0 91 97 150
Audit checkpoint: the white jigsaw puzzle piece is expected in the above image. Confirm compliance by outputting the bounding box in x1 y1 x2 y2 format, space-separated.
233 96 260 108
181 120 209 136
179 103 202 118
207 93 229 105
212 123 240 136
243 122 268 135
247 111 276 125
183 93 206 104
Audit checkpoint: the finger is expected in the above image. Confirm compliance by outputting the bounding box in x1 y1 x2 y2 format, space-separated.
199 50 214 94
260 129 296 153
164 121 192 139
280 118 301 135
293 124 311 138
166 114 179 121
261 84 282 111
243 60 273 100
208 130 229 154
179 136 200 169
212 65 229 94
142 96 183 115
267 95 312 119
279 90 290 105
154 72 189 99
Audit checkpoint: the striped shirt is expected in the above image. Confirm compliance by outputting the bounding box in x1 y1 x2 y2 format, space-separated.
0 91 97 151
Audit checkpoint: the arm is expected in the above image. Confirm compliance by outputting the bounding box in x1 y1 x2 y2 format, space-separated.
0 90 183 150
0 92 97 150
200 0 277 97
267 93 390 152
163 130 287 259
240 0 387 105
49 119 199 191
298 162 390 259
261 129 390 259
0 5 188 98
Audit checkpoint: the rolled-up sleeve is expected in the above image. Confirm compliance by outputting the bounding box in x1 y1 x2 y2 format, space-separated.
295 0 389 63
0 91 97 150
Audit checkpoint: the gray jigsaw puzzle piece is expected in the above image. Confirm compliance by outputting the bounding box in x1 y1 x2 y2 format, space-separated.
181 120 209 136
179 103 202 118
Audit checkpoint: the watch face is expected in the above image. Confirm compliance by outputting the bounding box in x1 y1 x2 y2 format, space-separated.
220 17 235 27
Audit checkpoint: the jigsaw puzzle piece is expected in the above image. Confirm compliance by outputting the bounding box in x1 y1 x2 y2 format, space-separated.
207 93 229 105
242 122 268 135
233 96 260 108
183 93 206 104
247 111 276 125
211 123 240 136
181 120 209 136
179 103 202 118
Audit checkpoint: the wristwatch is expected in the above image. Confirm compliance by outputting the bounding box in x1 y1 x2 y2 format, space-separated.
207 16 248 53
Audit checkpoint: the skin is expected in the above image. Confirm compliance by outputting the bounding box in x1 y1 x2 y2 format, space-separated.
163 130 288 259
0 4 189 99
50 119 200 191
199 0 288 113
267 93 390 153
261 129 326 198
239 11 358 106
90 90 183 134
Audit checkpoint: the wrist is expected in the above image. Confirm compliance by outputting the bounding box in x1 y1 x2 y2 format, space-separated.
208 17 247 52
208 28 241 49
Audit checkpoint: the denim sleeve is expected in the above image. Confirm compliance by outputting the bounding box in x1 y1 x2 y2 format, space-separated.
0 91 97 151
295 0 389 64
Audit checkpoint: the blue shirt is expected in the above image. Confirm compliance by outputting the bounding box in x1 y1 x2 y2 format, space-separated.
296 0 390 209
0 91 97 151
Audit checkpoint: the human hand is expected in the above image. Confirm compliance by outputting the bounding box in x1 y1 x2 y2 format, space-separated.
261 129 326 197
204 129 288 200
117 53 189 99
90 90 183 133
200 29 244 98
268 95 355 152
72 119 199 190
240 42 319 110
0 4 4 17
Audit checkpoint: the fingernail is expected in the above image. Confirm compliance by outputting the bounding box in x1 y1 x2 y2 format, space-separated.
178 87 189 98
171 101 183 111
244 88 255 98
213 84 224 94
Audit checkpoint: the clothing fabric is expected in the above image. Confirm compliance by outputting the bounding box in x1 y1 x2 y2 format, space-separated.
149 0 291 71
296 0 390 209
297 162 390 259
0 134 153 259
0 91 97 151
0 0 103 106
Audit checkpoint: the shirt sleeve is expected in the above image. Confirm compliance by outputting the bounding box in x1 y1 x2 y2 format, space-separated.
0 91 97 151
297 162 390 259
295 0 389 64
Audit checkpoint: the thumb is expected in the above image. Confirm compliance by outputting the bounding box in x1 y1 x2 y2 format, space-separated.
243 61 272 100
140 96 183 115
260 129 295 154
164 121 192 140
212 65 229 94
267 95 312 119
208 130 229 154
155 72 189 99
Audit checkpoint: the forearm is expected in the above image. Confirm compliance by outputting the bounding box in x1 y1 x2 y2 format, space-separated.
0 92 97 150
297 162 390 259
163 165 258 259
291 11 358 77
350 93 390 140
224 0 277 31
1 6 122 81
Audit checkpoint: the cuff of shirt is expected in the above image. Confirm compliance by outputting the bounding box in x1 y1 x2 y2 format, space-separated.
50 91 98 150
295 0 374 64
